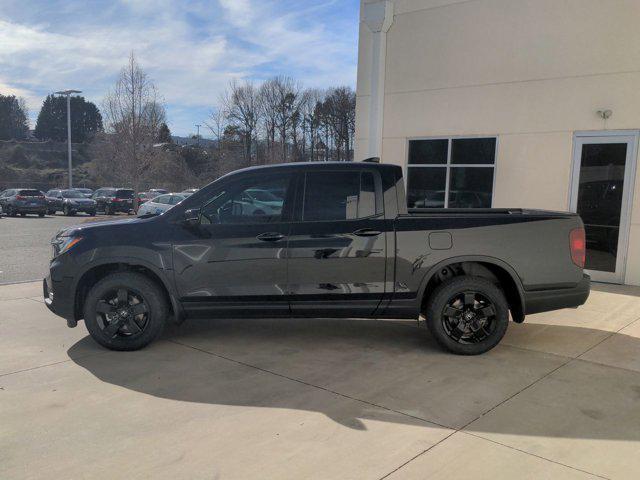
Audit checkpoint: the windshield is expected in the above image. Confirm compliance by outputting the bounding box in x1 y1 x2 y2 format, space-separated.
62 190 85 198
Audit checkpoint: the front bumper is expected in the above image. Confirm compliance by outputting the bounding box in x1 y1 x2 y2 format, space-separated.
44 258 78 327
524 274 591 315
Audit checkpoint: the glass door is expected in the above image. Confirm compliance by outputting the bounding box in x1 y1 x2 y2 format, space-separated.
570 133 638 283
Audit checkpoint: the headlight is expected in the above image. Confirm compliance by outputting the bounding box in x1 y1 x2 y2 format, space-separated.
51 234 83 258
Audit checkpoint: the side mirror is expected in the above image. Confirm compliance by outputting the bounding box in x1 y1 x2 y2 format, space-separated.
182 208 200 227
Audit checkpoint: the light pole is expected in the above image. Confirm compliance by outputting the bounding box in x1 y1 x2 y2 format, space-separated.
195 124 201 147
54 89 82 189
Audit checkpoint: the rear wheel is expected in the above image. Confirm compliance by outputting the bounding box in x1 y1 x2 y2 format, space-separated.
83 272 168 351
7 206 16 217
424 276 509 355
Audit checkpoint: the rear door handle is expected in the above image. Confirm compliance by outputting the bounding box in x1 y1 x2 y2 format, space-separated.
257 232 286 242
353 228 382 237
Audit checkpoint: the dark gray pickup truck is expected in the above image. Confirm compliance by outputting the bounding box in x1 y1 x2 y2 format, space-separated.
45 161 590 354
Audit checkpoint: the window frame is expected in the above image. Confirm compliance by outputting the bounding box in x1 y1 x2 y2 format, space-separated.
298 169 384 223
406 135 499 208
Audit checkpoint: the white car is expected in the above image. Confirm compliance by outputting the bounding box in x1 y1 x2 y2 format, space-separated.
137 193 188 216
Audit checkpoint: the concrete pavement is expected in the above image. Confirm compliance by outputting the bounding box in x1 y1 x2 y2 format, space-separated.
2 282 640 479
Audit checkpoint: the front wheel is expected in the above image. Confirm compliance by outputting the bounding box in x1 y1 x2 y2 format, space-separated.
424 276 509 355
83 272 169 351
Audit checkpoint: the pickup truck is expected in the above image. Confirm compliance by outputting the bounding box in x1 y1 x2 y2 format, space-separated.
44 161 590 355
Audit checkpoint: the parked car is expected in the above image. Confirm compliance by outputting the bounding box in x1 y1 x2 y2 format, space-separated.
134 192 155 212
137 193 189 216
148 188 169 195
73 188 94 198
0 188 47 217
91 188 135 215
45 189 97 216
45 161 590 354
180 188 199 194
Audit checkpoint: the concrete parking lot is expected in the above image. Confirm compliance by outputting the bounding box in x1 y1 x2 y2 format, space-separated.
2 280 640 479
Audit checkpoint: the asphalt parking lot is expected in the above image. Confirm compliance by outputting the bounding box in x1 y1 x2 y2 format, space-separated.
0 213 123 284
2 280 640 479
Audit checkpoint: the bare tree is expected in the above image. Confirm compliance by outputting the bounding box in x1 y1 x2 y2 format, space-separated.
205 107 226 151
258 78 280 163
101 52 166 195
222 79 260 163
272 76 303 162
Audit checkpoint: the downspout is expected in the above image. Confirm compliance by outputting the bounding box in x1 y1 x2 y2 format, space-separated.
363 1 394 160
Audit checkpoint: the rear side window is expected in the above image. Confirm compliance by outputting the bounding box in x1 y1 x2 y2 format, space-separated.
18 189 42 196
303 171 379 221
116 189 134 199
155 195 170 205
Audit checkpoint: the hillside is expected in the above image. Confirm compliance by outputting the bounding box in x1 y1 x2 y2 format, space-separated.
0 140 94 191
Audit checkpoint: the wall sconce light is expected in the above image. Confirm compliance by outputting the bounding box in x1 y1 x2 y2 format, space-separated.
597 109 613 120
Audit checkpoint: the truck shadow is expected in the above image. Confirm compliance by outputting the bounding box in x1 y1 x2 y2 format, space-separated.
68 316 640 440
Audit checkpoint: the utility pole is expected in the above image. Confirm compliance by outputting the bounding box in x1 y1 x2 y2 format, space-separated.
195 124 202 147
54 89 82 188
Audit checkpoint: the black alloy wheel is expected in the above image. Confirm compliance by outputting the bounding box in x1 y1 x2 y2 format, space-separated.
424 276 509 355
95 287 149 340
83 272 168 351
441 291 497 344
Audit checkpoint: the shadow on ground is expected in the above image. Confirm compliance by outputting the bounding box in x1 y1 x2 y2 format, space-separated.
68 316 640 438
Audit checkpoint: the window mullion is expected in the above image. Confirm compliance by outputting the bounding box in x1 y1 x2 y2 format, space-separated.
444 139 452 208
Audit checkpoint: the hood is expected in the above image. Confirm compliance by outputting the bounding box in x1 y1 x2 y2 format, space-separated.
58 217 145 237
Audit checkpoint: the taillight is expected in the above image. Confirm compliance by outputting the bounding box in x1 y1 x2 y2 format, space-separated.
16 195 25 200
570 228 586 268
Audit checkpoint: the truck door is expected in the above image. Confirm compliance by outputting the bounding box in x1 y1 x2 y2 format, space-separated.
287 169 387 317
172 173 295 318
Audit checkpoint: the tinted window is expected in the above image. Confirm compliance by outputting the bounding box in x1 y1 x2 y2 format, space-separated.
408 139 448 165
154 195 170 204
451 138 496 165
303 171 377 221
407 168 446 208
200 175 291 225
18 189 42 196
169 195 185 205
448 168 493 208
115 189 134 198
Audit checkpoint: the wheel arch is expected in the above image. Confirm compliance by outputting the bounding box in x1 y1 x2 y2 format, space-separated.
418 256 526 323
72 258 183 324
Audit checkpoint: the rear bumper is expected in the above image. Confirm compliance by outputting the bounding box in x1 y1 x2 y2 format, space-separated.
524 274 591 315
15 205 47 213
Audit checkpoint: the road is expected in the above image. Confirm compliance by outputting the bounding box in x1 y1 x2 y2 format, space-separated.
0 213 122 284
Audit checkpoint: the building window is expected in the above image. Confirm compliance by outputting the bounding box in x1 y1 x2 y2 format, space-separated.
407 137 497 208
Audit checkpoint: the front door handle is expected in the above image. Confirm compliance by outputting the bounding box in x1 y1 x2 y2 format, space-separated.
257 232 285 242
353 228 382 237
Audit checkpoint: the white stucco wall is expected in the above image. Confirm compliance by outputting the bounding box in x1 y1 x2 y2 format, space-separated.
356 0 640 285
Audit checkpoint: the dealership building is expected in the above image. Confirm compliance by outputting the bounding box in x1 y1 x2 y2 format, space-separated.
355 0 640 285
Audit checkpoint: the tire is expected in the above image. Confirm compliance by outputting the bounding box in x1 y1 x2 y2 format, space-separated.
424 276 509 355
38 212 45 217
7 206 16 217
105 205 113 216
88 210 96 216
83 272 169 351
20 212 26 217
48 210 56 216
63 205 71 216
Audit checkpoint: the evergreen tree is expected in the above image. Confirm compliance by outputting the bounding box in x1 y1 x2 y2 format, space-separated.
0 94 29 140
157 122 172 143
34 95 103 142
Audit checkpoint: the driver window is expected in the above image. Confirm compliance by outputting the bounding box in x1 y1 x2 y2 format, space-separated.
200 175 291 225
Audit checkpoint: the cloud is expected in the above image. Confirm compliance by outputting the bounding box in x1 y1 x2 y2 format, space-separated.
0 0 358 135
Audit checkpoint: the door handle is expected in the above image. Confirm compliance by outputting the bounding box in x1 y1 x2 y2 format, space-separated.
353 228 382 237
257 232 285 242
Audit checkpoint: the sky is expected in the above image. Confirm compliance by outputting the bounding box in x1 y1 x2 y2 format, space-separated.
0 0 360 136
